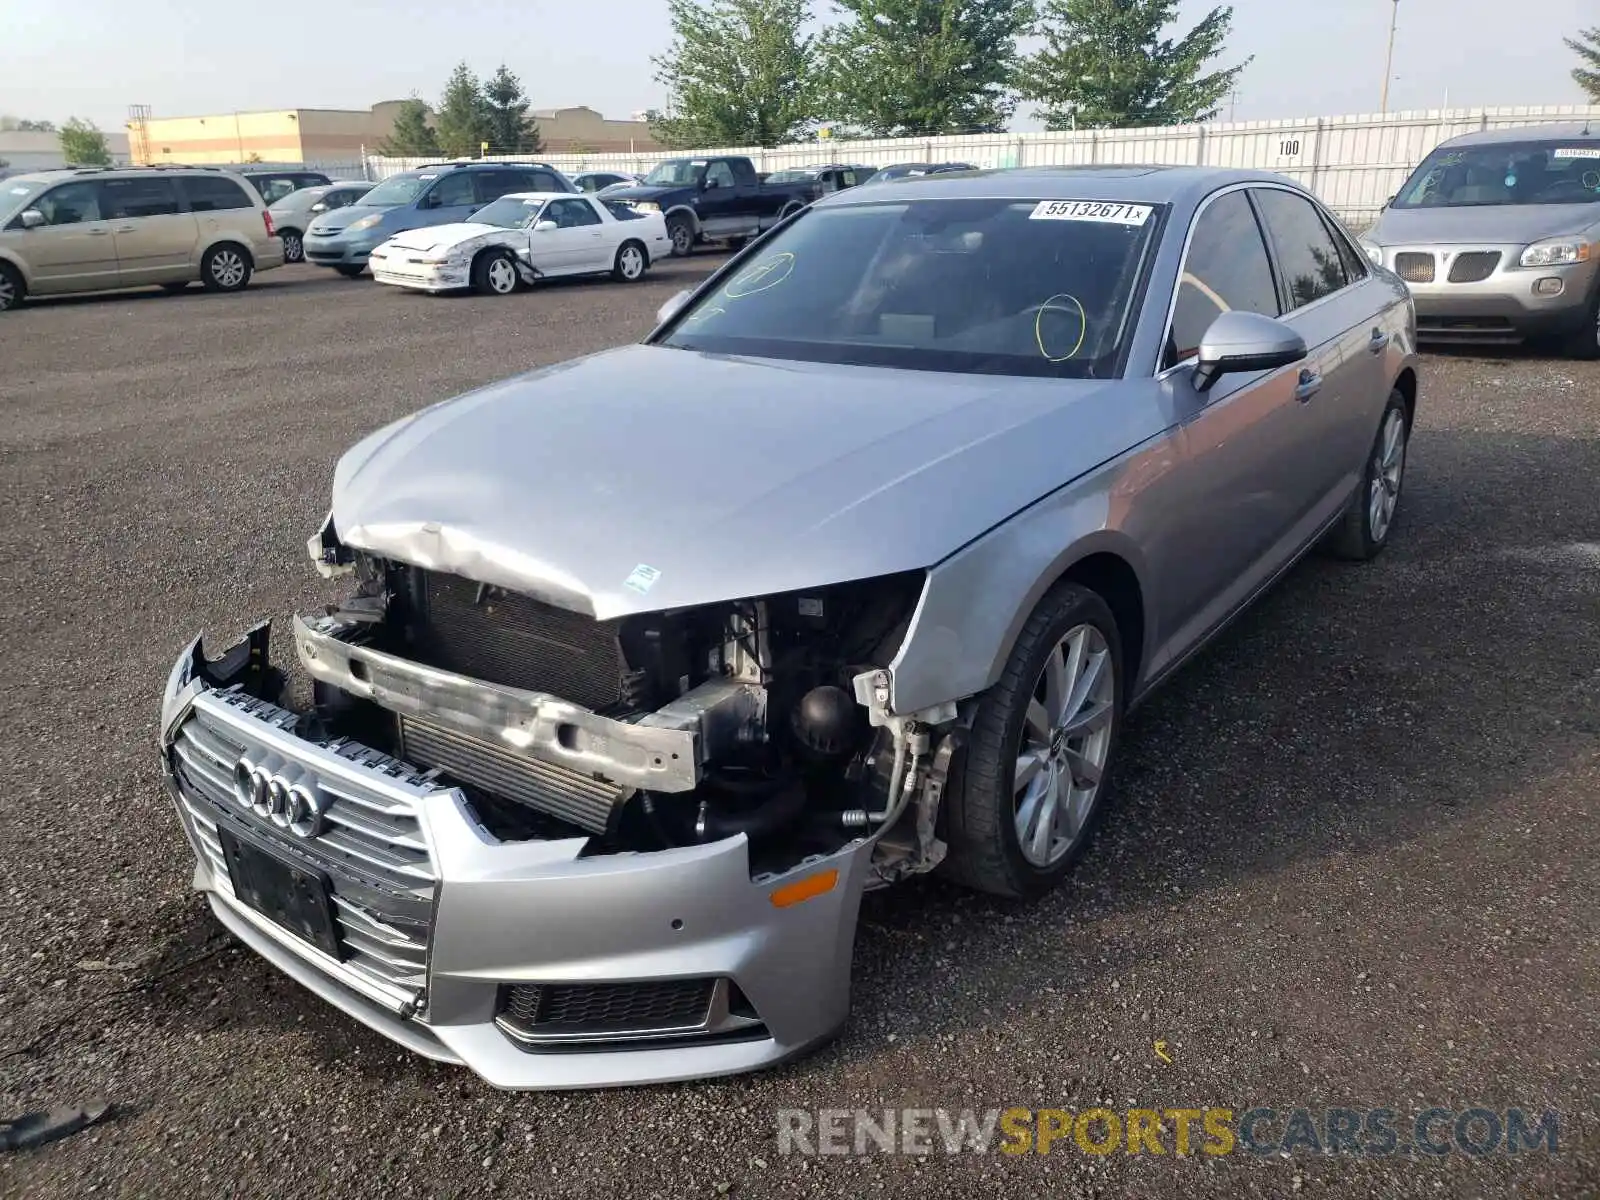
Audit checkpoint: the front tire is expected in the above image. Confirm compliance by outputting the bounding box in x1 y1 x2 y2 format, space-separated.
201 244 252 292
1325 391 1409 561
472 249 520 296
1562 288 1600 361
280 229 304 264
666 215 694 258
612 240 648 282
942 583 1123 899
0 263 26 311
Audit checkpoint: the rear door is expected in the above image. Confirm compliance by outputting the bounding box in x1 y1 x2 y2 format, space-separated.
1250 186 1380 524
102 177 198 283
7 180 119 291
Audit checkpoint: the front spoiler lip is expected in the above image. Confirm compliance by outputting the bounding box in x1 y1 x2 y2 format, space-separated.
160 623 871 1090
291 611 701 792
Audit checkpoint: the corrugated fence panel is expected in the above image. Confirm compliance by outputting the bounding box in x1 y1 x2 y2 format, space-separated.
367 105 1600 218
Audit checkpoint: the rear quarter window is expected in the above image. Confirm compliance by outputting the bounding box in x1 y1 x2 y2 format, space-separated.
181 175 255 212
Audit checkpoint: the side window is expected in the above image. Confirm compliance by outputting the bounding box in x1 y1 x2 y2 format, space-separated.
31 181 105 225
1253 188 1349 311
427 172 477 207
181 175 254 212
1322 210 1369 284
102 178 181 218
531 171 567 193
254 176 300 205
705 161 737 189
1167 190 1282 367
547 198 601 228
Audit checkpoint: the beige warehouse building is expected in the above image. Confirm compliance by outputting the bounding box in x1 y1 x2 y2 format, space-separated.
128 102 657 164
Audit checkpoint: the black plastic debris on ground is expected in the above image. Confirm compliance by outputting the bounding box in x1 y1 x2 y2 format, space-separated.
0 1102 114 1152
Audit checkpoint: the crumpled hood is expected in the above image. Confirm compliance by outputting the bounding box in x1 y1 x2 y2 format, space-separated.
331 345 1158 618
1369 202 1600 245
381 223 504 254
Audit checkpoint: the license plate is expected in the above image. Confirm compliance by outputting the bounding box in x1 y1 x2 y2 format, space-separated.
218 827 342 959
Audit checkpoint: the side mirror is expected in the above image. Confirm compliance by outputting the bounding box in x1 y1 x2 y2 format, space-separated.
309 201 328 213
533 220 558 233
1383 194 1395 209
656 288 693 325
702 176 720 190
1192 311 1307 392
20 209 45 230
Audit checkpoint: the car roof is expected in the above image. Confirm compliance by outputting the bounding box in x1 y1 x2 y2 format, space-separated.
495 191 590 202
3 166 251 185
817 164 1301 208
1436 122 1599 150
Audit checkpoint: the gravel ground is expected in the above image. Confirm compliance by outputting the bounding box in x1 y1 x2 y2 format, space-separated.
1 264 1597 1199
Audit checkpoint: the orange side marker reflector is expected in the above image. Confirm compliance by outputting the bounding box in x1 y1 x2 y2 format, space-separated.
769 868 839 908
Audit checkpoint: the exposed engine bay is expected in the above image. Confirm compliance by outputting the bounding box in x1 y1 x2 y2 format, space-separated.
291 546 959 886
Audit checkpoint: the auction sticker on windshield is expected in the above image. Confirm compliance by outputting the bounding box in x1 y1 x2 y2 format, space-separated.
1030 200 1153 225
1552 148 1600 159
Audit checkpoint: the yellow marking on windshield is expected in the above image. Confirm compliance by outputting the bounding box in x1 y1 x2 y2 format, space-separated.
1034 293 1088 362
723 252 796 299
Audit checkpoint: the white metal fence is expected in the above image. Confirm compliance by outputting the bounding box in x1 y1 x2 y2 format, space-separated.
366 104 1600 223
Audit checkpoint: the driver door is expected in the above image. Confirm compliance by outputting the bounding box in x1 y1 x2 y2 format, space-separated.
8 181 120 291
528 199 600 275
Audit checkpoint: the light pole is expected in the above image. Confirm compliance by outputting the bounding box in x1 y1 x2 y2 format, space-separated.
1380 0 1400 113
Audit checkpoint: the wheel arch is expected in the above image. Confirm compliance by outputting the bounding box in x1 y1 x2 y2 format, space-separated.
662 204 701 233
201 236 255 269
1393 366 1418 430
0 250 28 289
618 236 650 266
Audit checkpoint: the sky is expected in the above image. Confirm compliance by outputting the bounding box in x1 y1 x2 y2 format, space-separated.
1 0 1596 133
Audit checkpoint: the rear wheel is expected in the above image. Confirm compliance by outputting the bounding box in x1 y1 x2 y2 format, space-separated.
941 583 1123 899
334 264 365 279
201 244 252 292
612 241 647 282
666 215 694 258
280 229 305 263
472 249 520 296
1325 391 1409 560
0 263 25 311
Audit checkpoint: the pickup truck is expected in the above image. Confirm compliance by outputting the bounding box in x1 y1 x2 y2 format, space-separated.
607 156 822 256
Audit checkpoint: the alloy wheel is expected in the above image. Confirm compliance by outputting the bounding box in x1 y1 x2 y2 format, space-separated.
671 224 692 255
1013 623 1116 868
211 250 246 289
282 233 303 263
0 274 15 311
1368 408 1406 543
487 257 516 294
620 246 645 279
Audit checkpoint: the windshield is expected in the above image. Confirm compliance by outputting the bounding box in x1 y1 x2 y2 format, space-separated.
359 172 434 207
643 159 706 186
660 197 1161 379
469 196 545 229
1394 140 1600 209
1 178 48 221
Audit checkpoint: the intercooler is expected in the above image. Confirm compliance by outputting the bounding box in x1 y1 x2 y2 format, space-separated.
403 569 627 713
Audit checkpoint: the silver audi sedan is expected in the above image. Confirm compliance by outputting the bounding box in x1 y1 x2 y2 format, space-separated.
159 165 1419 1090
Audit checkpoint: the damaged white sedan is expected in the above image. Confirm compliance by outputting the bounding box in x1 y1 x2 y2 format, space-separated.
160 166 1419 1090
368 192 669 296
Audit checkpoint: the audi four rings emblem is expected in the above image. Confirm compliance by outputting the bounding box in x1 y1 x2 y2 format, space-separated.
231 759 327 839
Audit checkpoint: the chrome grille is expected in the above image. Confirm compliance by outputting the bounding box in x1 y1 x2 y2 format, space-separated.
398 715 626 833
1447 251 1500 283
406 570 625 712
170 688 439 1007
1394 252 1435 283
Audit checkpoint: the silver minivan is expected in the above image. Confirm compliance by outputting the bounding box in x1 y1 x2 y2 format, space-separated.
1361 123 1600 358
0 166 285 311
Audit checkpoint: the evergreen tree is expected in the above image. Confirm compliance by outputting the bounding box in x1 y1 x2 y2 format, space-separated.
1017 0 1250 129
1567 26 1600 102
819 0 1033 137
651 0 819 148
484 65 544 154
377 98 442 157
434 62 493 157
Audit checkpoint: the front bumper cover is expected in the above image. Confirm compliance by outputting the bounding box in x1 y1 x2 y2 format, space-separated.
160 622 871 1089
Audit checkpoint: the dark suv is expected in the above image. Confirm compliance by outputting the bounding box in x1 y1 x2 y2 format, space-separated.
300 161 578 277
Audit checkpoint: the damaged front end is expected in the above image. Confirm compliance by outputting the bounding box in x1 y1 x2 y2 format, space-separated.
159 515 963 1089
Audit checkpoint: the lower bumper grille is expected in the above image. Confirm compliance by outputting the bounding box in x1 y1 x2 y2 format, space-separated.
170 689 438 1006
406 570 626 712
499 979 716 1040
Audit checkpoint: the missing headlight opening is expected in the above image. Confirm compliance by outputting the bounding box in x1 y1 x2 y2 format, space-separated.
275 543 944 885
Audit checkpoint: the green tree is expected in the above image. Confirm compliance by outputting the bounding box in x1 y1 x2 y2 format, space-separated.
1568 26 1600 101
651 0 820 148
434 62 493 156
60 117 112 166
7 118 56 132
484 65 544 153
819 0 1033 137
1017 0 1250 129
377 97 442 157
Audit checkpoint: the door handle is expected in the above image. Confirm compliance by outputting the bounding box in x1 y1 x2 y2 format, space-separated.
1295 368 1323 402
88 228 111 236
1368 327 1390 354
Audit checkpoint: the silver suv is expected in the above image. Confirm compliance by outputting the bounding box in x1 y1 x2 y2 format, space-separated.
1361 123 1600 358
0 166 285 311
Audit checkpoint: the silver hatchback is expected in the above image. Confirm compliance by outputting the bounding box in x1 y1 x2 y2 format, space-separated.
1361 123 1600 357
